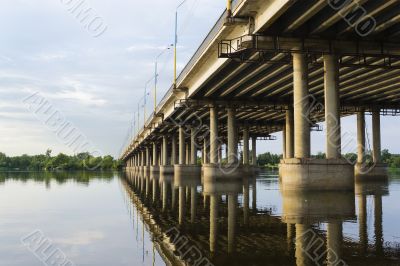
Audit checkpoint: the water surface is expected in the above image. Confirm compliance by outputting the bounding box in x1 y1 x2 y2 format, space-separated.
0 170 399 265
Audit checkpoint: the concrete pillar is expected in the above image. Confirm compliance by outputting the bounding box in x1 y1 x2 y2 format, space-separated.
171 134 177 165
243 126 250 165
141 150 145 166
210 106 219 164
151 143 158 166
357 111 366 163
218 144 223 163
179 126 186 165
293 53 310 159
282 128 286 159
372 110 381 163
146 147 150 166
185 143 190 164
227 108 238 164
324 55 341 159
203 138 209 164
327 222 343 266
190 128 197 165
228 194 237 254
210 195 218 254
285 107 294 158
251 137 257 166
162 136 168 165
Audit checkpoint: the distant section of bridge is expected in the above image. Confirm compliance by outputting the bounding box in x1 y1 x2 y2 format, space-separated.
121 0 400 190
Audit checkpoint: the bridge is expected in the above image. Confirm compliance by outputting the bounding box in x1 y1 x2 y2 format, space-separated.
121 0 400 190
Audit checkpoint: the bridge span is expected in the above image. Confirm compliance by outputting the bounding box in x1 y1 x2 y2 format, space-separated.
121 0 400 190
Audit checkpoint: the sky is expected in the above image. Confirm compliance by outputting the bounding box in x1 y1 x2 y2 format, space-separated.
0 0 399 158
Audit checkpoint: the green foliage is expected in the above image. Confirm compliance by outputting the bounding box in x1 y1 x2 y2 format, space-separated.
257 152 281 167
0 150 122 171
381 149 400 168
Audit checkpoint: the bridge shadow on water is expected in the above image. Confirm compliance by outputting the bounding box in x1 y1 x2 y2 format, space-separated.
122 169 400 266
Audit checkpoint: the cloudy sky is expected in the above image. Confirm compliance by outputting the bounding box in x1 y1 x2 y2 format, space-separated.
1 0 399 158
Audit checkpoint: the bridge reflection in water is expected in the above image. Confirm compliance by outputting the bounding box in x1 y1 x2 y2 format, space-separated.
121 170 399 266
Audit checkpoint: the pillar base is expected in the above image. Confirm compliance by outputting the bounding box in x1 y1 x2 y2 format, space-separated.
144 166 150 175
202 164 243 179
160 165 174 175
139 166 144 175
241 165 257 176
355 163 388 181
174 165 201 178
280 158 354 191
150 166 160 173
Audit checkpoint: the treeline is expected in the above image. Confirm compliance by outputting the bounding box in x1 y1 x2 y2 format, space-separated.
257 152 282 167
257 149 400 168
0 150 123 171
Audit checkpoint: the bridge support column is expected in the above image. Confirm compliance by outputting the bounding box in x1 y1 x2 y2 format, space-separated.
372 110 381 163
356 109 387 179
210 105 218 164
151 142 159 173
280 53 353 190
227 107 238 165
160 135 174 175
357 111 366 164
179 126 186 165
286 108 294 158
203 105 242 178
324 55 341 159
203 138 209 164
251 137 257 166
145 147 150 174
243 126 249 165
293 53 310 159
185 143 190 165
175 126 200 176
171 134 177 165
190 127 197 165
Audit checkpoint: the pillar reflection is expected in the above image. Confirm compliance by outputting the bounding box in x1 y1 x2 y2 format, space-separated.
281 190 355 266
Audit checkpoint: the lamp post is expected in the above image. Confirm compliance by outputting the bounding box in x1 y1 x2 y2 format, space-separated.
154 46 172 113
173 0 188 88
143 77 153 127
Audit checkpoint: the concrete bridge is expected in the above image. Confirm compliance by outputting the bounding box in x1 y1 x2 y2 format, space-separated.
121 0 400 190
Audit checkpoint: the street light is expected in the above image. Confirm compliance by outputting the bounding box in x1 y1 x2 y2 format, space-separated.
154 45 172 113
174 0 188 88
143 77 153 126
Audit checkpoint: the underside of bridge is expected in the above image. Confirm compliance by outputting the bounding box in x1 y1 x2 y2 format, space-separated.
121 0 400 190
